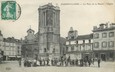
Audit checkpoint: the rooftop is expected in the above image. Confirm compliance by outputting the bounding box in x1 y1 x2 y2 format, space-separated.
76 34 93 40
38 3 60 10
93 23 115 32
3 37 21 43
27 28 35 33
67 33 93 41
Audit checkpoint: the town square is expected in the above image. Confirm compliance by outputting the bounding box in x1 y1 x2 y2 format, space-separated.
0 0 115 72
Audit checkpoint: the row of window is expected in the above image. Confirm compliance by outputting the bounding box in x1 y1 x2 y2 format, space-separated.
3 46 20 51
66 44 92 52
4 42 17 46
4 51 16 55
0 44 16 47
94 41 114 48
94 32 114 38
66 39 92 45
67 41 114 51
43 48 56 53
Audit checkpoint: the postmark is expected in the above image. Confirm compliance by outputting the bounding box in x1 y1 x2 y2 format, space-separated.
1 1 21 20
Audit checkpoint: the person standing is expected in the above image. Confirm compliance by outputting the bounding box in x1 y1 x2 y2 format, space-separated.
39 59 42 66
92 58 94 65
43 59 45 66
61 56 63 66
51 59 53 66
98 58 100 67
75 59 78 66
88 59 91 67
80 59 83 66
84 58 87 66
19 59 21 67
67 56 70 66
47 58 50 66
24 60 26 67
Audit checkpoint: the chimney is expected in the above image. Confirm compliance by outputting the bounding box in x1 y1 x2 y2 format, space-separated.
110 24 113 28
70 27 73 31
75 30 78 38
93 26 97 30
99 24 105 29
111 23 115 27
105 23 108 28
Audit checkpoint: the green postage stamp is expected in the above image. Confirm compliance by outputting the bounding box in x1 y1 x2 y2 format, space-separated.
1 1 16 20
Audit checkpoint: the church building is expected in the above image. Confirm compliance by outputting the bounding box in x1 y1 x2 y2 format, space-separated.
22 3 65 60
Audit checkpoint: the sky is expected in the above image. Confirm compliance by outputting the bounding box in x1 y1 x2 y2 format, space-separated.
0 0 115 39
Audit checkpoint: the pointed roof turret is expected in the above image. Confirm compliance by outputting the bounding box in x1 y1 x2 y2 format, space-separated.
27 26 35 33
70 27 73 31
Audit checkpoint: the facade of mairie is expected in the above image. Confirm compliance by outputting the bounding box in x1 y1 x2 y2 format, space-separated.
66 23 115 61
93 23 115 61
66 27 93 60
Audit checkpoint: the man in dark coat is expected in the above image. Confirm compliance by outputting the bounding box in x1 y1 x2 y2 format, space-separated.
98 58 101 67
39 59 42 66
51 59 54 66
47 58 50 66
75 59 78 66
88 59 91 67
80 59 83 66
19 59 21 67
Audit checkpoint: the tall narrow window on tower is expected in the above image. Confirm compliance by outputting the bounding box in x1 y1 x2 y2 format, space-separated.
46 10 53 26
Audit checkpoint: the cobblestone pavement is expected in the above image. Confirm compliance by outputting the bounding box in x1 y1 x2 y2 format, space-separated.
0 61 115 72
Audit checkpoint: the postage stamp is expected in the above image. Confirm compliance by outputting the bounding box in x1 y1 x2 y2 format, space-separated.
1 1 16 20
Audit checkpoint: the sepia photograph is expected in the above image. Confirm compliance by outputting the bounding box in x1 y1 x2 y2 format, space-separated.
0 0 115 72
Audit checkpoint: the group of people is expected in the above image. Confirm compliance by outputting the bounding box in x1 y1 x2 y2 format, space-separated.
18 56 101 67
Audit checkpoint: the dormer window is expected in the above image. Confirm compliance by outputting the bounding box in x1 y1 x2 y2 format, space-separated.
29 31 32 33
71 36 74 39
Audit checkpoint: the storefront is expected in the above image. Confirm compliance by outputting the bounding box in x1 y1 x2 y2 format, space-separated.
94 50 115 61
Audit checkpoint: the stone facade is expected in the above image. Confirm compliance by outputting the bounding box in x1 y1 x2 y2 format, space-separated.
21 4 66 60
93 23 115 61
66 27 93 60
38 3 60 59
0 31 3 61
66 23 115 61
22 28 39 60
0 31 21 61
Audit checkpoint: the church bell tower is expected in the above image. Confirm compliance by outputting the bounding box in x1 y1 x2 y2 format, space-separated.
38 3 60 59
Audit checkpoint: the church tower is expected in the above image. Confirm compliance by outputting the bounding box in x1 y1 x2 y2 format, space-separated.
38 3 60 59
